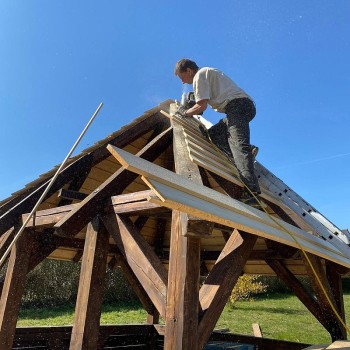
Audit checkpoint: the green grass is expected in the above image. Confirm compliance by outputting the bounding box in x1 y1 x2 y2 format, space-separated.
18 293 350 345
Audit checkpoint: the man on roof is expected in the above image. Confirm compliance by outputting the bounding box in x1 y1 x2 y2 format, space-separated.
174 58 261 208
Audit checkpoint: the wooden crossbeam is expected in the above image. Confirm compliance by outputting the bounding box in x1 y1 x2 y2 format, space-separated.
0 230 36 349
102 213 167 318
198 229 257 349
55 127 173 237
58 188 88 202
70 217 109 350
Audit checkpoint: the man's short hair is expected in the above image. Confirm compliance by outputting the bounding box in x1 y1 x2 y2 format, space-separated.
174 59 199 75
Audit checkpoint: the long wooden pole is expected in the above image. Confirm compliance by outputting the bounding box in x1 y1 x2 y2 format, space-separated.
0 102 103 268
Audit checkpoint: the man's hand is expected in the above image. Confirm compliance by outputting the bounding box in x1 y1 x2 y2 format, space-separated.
174 105 188 118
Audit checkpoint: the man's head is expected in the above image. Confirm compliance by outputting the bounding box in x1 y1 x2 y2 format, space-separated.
174 58 199 84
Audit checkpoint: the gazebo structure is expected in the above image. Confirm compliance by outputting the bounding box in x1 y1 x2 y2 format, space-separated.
0 100 349 349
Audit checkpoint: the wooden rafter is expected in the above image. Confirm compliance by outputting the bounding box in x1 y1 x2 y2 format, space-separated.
102 213 167 318
55 126 173 237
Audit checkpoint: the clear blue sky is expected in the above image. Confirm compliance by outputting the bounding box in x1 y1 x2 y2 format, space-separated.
1 1 349 229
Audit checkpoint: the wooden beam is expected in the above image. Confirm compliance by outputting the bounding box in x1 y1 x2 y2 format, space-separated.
165 210 201 350
55 127 173 237
326 261 346 328
102 213 167 318
108 145 350 269
0 228 15 258
58 188 88 202
164 122 202 350
198 229 257 349
70 217 109 350
302 254 346 341
0 230 35 349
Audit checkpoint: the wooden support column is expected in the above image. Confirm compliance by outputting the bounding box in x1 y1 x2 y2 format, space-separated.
198 229 257 349
70 217 109 350
303 253 346 341
0 230 35 349
164 123 202 350
326 261 346 329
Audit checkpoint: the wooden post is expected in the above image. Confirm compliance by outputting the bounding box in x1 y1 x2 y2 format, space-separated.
303 254 345 341
0 230 35 349
69 217 109 350
164 123 202 350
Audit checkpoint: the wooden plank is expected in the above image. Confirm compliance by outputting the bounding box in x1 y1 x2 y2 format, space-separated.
107 146 350 267
102 213 167 318
198 229 257 349
55 127 173 237
70 217 109 350
144 178 350 268
0 230 35 349
252 323 263 338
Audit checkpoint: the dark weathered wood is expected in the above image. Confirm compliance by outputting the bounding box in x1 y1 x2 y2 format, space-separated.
102 213 167 318
266 259 329 330
303 253 345 341
165 210 201 350
0 227 15 258
55 127 173 237
58 188 88 202
22 204 76 228
326 261 346 326
198 229 257 349
0 230 35 349
70 217 109 350
154 218 167 258
164 123 202 350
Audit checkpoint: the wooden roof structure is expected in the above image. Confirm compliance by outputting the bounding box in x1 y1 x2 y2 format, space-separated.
0 99 349 349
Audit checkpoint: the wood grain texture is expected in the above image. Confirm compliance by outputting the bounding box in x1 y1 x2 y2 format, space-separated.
102 213 167 318
70 217 109 350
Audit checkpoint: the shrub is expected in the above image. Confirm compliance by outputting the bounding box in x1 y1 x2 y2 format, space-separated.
20 259 137 307
229 275 267 305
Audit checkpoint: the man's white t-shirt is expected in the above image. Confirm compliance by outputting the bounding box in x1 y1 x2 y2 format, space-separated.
193 67 252 113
